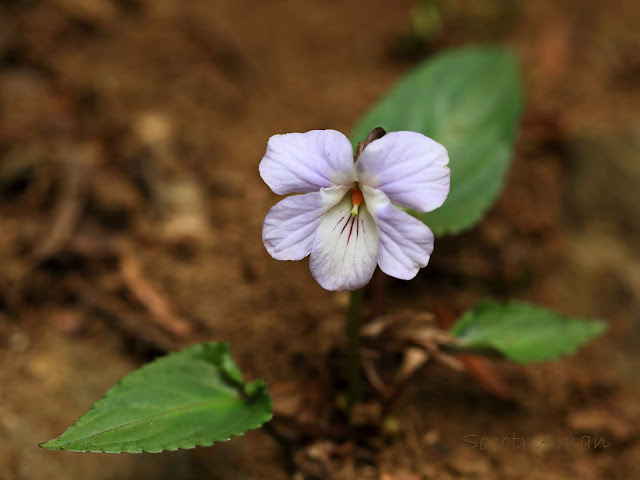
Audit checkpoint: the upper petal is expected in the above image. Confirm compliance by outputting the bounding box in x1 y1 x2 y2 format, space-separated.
259 130 356 195
355 131 450 213
263 186 348 261
362 186 434 280
310 194 379 291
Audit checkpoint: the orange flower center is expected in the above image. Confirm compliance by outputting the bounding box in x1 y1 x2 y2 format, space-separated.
351 188 364 206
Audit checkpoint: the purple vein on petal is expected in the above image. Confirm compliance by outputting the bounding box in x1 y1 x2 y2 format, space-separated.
347 216 356 245
332 215 346 232
340 215 351 235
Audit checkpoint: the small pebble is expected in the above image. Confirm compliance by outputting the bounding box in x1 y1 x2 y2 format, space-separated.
9 331 30 353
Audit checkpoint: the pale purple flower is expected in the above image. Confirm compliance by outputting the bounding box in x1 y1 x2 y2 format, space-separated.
259 128 450 291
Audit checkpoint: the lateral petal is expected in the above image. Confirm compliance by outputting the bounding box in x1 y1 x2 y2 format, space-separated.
262 186 348 261
362 186 435 280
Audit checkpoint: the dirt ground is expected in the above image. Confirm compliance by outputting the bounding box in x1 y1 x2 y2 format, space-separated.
1 0 639 479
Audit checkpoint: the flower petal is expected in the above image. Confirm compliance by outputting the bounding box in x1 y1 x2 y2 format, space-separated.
356 131 450 212
310 194 378 291
259 130 356 195
263 186 348 261
362 186 434 280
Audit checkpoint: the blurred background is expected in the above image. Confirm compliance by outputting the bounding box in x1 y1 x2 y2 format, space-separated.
0 0 638 479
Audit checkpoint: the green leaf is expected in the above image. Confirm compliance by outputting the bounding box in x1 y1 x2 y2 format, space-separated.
351 46 523 235
40 342 272 453
450 300 607 363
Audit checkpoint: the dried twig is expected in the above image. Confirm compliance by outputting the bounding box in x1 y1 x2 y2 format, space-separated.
70 276 182 352
433 306 513 398
456 354 513 400
32 143 97 262
363 357 393 398
361 310 468 415
119 255 192 339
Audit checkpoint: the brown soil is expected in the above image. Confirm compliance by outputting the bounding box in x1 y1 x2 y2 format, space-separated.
1 0 639 479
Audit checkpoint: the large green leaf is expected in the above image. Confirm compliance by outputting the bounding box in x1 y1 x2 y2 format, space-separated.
351 46 523 235
450 300 607 363
40 342 272 453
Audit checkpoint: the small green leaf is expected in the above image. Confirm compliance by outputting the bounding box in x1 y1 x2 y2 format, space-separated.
450 300 607 363
40 342 272 453
351 46 523 235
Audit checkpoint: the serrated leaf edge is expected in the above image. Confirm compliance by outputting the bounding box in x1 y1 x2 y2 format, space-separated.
39 342 273 453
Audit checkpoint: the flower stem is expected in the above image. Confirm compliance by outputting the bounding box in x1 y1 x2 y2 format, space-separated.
347 288 364 408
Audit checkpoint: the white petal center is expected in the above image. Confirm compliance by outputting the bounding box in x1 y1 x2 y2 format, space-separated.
309 193 379 291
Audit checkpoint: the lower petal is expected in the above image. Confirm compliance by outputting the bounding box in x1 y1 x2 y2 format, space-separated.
362 186 434 280
263 186 348 261
310 195 379 291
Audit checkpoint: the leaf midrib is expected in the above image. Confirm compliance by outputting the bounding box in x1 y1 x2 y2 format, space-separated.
51 397 239 448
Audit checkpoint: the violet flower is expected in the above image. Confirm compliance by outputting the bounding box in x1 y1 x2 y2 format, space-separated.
259 128 450 291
